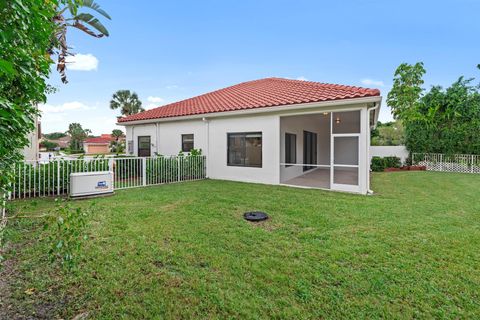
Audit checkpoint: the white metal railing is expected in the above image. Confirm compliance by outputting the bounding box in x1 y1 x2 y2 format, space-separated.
412 153 480 174
10 155 207 199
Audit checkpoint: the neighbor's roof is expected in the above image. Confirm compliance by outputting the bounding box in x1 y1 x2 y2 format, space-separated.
84 137 111 144
118 77 381 123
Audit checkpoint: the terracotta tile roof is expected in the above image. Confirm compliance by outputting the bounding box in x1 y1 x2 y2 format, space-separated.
118 77 380 123
84 137 111 144
100 134 114 140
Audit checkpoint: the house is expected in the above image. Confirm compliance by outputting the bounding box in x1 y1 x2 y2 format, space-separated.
100 133 125 143
48 135 71 149
118 78 382 194
83 137 111 154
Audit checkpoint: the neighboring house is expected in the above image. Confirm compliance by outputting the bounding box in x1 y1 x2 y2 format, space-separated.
101 133 125 143
118 78 382 194
83 137 111 154
21 118 41 161
49 135 71 149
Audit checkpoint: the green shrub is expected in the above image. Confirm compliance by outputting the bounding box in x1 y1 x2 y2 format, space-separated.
371 157 386 172
44 200 95 271
371 156 402 172
384 156 401 168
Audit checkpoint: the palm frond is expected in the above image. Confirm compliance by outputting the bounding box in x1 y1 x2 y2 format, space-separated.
72 13 109 36
70 21 105 38
81 0 111 19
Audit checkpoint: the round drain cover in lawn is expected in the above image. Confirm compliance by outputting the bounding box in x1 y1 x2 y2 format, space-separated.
244 211 268 222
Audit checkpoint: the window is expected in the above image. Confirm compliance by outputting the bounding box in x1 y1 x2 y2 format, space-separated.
138 136 151 157
285 133 296 167
181 134 194 152
227 132 262 167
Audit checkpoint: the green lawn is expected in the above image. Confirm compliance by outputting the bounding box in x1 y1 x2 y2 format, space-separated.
2 172 480 319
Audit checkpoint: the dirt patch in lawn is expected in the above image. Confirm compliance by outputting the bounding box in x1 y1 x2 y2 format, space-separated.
0 242 70 319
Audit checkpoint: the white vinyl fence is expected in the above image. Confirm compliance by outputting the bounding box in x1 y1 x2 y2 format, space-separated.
370 146 409 164
10 155 207 199
412 153 480 174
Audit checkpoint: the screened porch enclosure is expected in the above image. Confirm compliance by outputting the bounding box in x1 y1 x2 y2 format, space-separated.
280 109 365 193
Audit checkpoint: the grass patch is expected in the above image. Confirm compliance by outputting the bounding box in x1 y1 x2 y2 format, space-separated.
2 172 480 318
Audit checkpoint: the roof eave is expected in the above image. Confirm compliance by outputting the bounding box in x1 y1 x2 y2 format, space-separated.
117 96 382 126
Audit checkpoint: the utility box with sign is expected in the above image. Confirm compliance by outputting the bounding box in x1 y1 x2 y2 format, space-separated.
70 171 114 198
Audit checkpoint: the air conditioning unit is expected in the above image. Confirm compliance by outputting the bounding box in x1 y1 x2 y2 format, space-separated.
70 171 114 198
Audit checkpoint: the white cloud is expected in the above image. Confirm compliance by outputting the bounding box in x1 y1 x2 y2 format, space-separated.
147 96 164 103
361 79 385 87
39 101 94 113
145 96 165 110
65 53 99 71
296 76 308 81
39 100 122 135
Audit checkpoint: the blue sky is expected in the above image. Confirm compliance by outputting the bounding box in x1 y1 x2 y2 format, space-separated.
42 0 480 135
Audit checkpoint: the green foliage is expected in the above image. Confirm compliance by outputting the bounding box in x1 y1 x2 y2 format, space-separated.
387 63 480 154
110 129 125 154
371 121 405 146
111 129 123 140
371 157 386 172
189 148 203 156
67 122 91 151
0 0 109 222
0 0 58 221
44 199 94 270
110 90 144 116
371 156 401 172
387 62 426 121
144 155 206 184
44 132 67 140
110 140 125 154
384 156 401 168
41 140 59 151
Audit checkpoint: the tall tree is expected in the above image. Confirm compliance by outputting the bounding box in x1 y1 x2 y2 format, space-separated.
110 90 145 116
0 0 109 228
67 123 91 151
387 62 426 122
53 0 111 83
387 63 480 154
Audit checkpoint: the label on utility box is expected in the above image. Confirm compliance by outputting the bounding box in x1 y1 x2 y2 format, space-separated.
96 181 108 189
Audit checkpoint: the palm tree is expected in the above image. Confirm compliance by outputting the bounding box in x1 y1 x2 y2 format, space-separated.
111 129 124 142
67 123 91 151
110 90 145 116
53 0 111 83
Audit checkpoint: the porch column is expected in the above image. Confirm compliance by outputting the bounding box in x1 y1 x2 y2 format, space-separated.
273 115 281 184
359 107 368 194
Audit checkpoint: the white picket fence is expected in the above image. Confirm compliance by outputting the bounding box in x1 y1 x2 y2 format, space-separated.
10 155 207 199
412 153 480 174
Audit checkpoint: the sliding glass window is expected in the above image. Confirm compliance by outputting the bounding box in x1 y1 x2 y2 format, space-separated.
227 132 262 167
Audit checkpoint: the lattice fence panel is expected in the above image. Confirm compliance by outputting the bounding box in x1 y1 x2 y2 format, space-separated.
413 153 480 174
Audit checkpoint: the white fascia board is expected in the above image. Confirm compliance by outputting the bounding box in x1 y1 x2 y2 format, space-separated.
117 96 382 126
